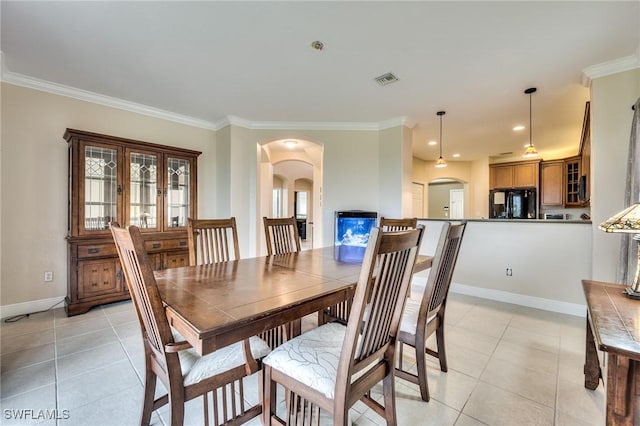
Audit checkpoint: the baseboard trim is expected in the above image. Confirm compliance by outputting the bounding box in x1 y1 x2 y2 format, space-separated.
0 296 66 320
411 277 586 317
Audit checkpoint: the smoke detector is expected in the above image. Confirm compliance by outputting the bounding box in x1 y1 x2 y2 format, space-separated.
374 72 399 86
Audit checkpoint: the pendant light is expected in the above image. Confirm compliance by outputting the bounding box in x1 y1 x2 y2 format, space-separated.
435 111 447 168
522 87 539 158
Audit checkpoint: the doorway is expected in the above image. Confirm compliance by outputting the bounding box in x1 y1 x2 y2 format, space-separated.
449 189 464 219
427 179 465 219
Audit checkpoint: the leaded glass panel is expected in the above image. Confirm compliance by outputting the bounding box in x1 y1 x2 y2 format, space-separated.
167 157 190 228
130 152 158 228
84 146 118 230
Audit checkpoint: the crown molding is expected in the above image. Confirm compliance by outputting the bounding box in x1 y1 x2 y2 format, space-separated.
1 67 416 133
581 53 640 87
1 70 220 130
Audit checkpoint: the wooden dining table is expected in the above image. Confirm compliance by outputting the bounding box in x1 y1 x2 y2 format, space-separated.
155 246 433 356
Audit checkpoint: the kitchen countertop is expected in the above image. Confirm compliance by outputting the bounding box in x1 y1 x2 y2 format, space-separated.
417 218 592 224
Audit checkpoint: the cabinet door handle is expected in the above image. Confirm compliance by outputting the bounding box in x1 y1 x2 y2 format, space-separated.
88 248 100 254
152 243 161 249
117 185 122 195
179 241 187 246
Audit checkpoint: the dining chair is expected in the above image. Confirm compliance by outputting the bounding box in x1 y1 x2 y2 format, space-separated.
187 217 240 265
319 217 419 326
395 221 466 402
263 216 301 255
110 223 271 426
379 216 418 231
262 226 424 425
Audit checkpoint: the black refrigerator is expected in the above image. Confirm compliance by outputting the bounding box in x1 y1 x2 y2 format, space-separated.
489 188 537 219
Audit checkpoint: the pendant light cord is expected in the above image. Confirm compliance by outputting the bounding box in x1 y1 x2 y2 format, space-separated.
439 113 443 158
529 91 533 148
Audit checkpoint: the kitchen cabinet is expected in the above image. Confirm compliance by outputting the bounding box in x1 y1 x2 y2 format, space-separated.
565 156 581 206
489 160 540 189
64 129 200 315
540 161 564 206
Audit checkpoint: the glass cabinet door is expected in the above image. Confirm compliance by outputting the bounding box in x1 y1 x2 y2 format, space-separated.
166 157 191 229
80 142 122 234
127 150 160 230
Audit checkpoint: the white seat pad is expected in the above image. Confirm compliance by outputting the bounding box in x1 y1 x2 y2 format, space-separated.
263 322 346 399
172 329 271 386
400 298 420 336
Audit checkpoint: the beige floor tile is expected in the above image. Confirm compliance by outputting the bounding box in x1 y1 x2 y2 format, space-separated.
463 381 554 426
57 359 142 410
0 329 55 355
480 356 557 407
454 314 509 339
99 300 135 315
555 378 605 425
491 339 559 375
455 413 489 425
56 327 120 357
501 325 561 354
395 395 459 426
53 306 106 326
111 319 142 340
0 360 56 400
447 326 500 356
54 316 112 340
445 342 491 379
0 311 54 338
0 343 55 374
60 386 161 426
56 343 129 381
103 309 138 326
0 384 56 425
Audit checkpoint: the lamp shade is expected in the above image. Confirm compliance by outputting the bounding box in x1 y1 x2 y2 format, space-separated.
598 203 640 233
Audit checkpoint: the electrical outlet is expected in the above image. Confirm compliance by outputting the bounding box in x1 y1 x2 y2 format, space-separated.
506 268 513 277
44 271 54 282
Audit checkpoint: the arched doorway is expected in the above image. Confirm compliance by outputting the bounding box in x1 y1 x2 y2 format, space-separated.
258 139 323 254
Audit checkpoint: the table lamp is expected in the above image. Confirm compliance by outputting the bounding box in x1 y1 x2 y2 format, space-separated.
599 203 640 298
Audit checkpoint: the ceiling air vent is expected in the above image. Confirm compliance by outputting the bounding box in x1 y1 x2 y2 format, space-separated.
374 72 398 86
499 151 514 156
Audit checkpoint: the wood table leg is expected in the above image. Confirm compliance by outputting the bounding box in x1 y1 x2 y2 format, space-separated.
584 313 602 390
606 354 640 426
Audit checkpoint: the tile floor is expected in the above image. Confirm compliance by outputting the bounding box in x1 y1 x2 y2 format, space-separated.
0 292 605 425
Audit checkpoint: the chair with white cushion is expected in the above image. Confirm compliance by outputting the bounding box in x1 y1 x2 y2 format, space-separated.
110 223 271 426
396 221 466 402
262 226 424 425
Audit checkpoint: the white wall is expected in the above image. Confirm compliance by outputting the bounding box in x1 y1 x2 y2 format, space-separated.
0 83 216 307
590 68 640 282
417 219 592 315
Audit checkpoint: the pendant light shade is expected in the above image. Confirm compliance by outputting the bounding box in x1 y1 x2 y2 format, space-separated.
522 87 539 158
435 111 447 168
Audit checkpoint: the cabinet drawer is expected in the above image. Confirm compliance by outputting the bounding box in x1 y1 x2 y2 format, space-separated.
78 259 123 299
145 239 189 252
77 243 117 259
164 251 189 269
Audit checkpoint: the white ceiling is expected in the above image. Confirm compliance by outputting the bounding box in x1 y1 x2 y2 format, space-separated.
2 1 639 162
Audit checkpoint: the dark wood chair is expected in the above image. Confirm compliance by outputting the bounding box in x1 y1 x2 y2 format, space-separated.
320 217 419 326
110 223 271 426
379 217 418 231
263 216 301 255
262 226 424 425
396 221 466 402
187 218 240 265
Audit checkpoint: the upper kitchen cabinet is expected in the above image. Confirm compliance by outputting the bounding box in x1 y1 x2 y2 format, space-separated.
540 160 564 206
579 102 591 205
489 160 540 189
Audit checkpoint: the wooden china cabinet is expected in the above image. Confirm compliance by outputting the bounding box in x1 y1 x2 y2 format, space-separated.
64 129 200 316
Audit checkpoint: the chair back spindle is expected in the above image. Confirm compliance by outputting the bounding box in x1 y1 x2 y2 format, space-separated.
263 216 301 255
379 217 418 232
187 218 240 265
